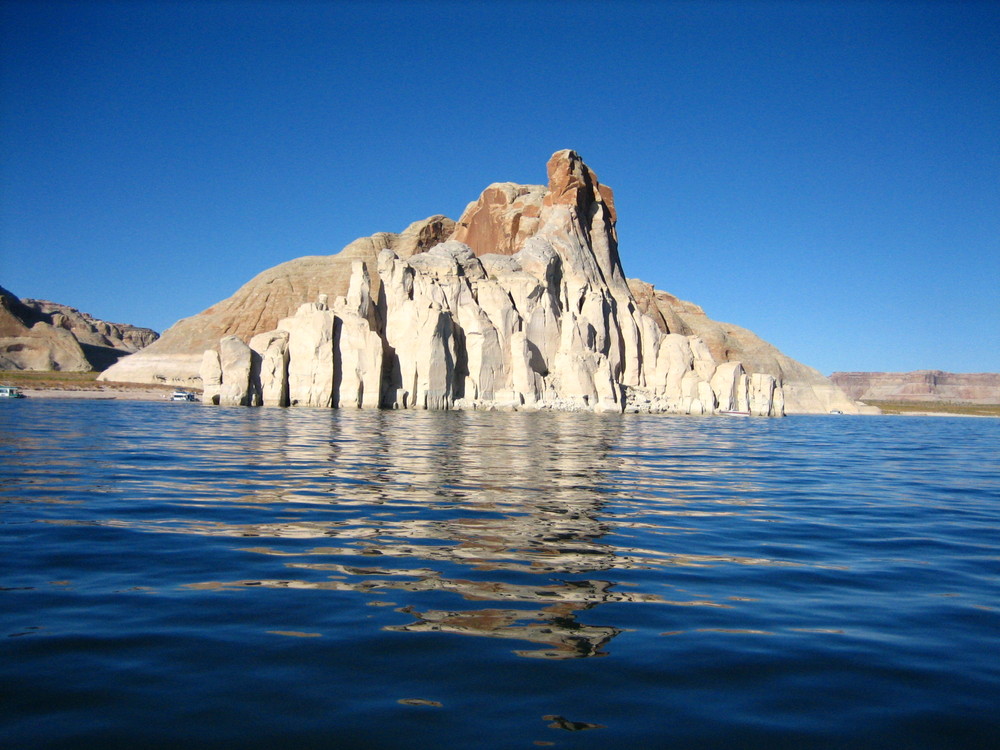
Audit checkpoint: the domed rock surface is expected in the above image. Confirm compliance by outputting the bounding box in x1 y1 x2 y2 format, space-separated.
627 280 863 414
99 217 454 387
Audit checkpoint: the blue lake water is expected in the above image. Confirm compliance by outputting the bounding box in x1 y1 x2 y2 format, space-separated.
1 399 998 749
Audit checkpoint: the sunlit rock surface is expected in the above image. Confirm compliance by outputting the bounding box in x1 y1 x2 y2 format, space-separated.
0 285 158 372
218 335 252 406
248 329 289 407
279 296 336 408
99 217 454 388
199 350 221 405
830 371 1000 404
102 150 863 414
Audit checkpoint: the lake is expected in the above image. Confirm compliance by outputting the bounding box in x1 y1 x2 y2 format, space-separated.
2 400 998 749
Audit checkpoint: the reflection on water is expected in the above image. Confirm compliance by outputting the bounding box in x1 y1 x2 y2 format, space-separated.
3 401 999 748
117 412 824 659
13 407 867 659
181 410 660 659
11 406 799 657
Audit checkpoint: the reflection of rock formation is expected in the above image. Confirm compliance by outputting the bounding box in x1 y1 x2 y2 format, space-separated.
107 411 797 657
163 412 643 656
388 604 622 660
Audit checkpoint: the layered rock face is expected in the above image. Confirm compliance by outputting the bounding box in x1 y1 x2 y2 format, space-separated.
628 281 865 414
193 151 785 415
100 217 455 387
0 286 158 371
102 149 864 414
830 371 1000 404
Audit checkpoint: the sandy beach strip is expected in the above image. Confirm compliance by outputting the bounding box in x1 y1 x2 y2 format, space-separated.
20 387 198 402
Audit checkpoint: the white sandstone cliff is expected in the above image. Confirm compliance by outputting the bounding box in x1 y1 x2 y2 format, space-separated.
199 151 783 415
102 149 861 414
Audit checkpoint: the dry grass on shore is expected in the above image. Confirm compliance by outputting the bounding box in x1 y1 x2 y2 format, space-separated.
865 400 1000 417
0 370 178 393
3 372 997 415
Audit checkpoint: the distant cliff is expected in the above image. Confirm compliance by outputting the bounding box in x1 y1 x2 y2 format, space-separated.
102 150 862 415
0 286 158 371
830 371 1000 404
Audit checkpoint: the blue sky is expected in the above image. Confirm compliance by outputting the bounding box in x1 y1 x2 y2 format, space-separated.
2 0 997 375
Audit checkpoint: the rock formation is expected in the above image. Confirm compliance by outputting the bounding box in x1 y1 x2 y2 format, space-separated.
629 281 862 414
279 295 336 407
101 149 863 414
830 371 1000 404
0 285 158 371
199 349 222 405
248 330 289 406
99 217 455 388
218 336 252 406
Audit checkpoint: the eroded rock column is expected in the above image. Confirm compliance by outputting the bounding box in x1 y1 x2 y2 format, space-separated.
249 330 289 406
219 335 252 406
200 349 222 405
279 296 335 407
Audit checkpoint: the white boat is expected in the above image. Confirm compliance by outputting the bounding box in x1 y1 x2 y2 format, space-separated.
0 386 26 399
171 390 197 402
720 409 750 416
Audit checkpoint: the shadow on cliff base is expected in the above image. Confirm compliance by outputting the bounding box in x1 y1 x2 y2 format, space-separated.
81 344 132 372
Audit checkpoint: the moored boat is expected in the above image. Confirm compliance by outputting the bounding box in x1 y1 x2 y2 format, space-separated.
0 386 26 399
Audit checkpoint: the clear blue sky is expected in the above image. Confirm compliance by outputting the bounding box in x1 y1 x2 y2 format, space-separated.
2 0 997 375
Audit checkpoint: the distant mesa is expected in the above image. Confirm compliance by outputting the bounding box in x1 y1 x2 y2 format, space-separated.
0 285 158 372
830 371 1000 405
100 149 865 415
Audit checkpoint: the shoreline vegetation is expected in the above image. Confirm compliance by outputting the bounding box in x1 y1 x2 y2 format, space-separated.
2 371 998 416
0 371 182 401
861 400 1000 417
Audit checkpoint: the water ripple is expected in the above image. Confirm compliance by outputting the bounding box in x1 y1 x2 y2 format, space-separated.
2 401 999 748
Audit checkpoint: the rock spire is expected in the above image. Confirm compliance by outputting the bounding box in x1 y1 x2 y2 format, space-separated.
195 150 784 415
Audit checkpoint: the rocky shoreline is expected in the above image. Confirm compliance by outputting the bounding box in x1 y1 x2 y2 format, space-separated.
20 386 185 401
13 386 992 416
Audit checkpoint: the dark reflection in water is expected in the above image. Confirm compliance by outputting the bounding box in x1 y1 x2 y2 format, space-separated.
104 409 803 659
2 401 999 749
129 410 658 659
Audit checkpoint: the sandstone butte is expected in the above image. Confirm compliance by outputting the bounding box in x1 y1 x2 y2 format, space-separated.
100 150 866 415
830 371 1000 405
0 285 158 372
